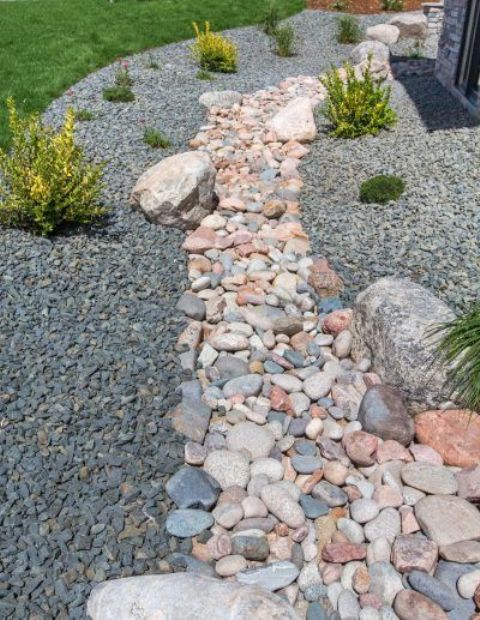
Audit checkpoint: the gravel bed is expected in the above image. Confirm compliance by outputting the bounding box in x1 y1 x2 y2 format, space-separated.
301 73 480 312
0 9 444 618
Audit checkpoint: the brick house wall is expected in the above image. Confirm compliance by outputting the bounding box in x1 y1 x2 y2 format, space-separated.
435 0 480 116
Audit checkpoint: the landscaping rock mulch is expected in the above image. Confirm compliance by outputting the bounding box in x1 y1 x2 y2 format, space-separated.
301 73 480 313
115 73 480 619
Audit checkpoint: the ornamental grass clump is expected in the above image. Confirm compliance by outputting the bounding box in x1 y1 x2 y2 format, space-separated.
191 22 238 73
0 98 105 236
360 175 405 204
273 23 296 57
336 15 361 44
434 306 480 412
143 127 171 149
321 59 397 138
262 0 280 36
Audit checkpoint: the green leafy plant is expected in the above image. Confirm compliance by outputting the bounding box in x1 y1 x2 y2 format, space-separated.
196 69 216 81
359 175 405 204
382 0 404 10
75 108 96 121
262 0 280 36
143 127 171 149
330 0 350 11
0 98 105 236
273 23 296 57
190 21 238 73
434 306 480 412
336 15 361 44
320 59 397 138
103 85 135 102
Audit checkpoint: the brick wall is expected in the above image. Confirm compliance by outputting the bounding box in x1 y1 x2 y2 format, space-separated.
435 0 480 115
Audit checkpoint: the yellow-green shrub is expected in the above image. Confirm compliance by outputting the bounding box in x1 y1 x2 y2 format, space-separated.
190 22 238 73
0 98 106 236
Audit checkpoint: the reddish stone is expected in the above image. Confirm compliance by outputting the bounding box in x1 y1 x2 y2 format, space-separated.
290 331 313 354
342 431 379 466
410 443 444 466
399 506 420 534
301 469 324 494
322 309 353 336
344 485 363 502
475 584 480 608
415 409 480 468
182 226 218 253
373 485 403 508
310 404 328 419
353 565 370 594
359 593 383 610
455 465 480 502
308 257 344 298
270 385 292 413
376 440 413 464
394 590 448 620
321 542 367 563
363 372 382 388
391 534 438 574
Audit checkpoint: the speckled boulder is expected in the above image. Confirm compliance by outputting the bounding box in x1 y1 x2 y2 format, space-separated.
351 278 455 412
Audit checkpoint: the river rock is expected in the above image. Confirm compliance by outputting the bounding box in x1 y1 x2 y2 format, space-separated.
131 151 217 230
166 466 220 510
227 422 275 460
400 463 458 495
391 534 438 573
223 374 263 398
204 449 250 489
199 90 242 109
166 509 214 537
415 495 480 546
368 561 403 605
407 570 457 610
366 24 400 45
358 385 413 446
86 574 299 619
415 409 480 468
261 484 305 528
393 589 447 620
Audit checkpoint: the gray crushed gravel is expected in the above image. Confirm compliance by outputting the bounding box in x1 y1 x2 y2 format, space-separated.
0 8 460 618
301 74 480 312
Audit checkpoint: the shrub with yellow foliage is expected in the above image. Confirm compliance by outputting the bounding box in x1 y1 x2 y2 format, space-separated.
0 98 106 236
190 22 238 73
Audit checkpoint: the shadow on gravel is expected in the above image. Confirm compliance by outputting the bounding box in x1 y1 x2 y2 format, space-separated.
390 66 480 132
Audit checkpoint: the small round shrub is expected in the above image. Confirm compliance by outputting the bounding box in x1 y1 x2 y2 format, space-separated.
359 175 405 204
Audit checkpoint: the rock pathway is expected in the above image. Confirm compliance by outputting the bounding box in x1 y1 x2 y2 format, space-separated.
158 75 480 620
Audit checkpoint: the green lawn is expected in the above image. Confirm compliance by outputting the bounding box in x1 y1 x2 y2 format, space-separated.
0 0 304 148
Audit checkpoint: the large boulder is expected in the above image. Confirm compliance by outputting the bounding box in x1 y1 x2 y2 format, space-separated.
351 41 390 65
267 97 317 143
388 13 428 40
351 278 455 413
130 151 217 230
199 90 242 109
86 574 299 619
366 24 400 45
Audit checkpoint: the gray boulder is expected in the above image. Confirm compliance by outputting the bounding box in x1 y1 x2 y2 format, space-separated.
351 278 455 413
86 573 299 619
366 24 400 45
199 90 242 109
131 151 217 230
388 13 428 40
351 40 390 65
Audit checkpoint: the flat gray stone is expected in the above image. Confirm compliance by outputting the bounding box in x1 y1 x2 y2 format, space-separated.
215 355 249 380
87 574 299 619
166 509 214 537
237 561 300 592
199 90 242 109
166 466 220 510
223 374 263 399
170 397 212 443
415 495 480 546
358 384 413 446
177 292 206 320
401 463 458 495
407 570 457 611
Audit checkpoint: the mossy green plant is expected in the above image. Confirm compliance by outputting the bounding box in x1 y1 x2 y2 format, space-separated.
143 127 171 149
336 15 361 44
75 108 95 121
359 175 405 204
103 85 135 103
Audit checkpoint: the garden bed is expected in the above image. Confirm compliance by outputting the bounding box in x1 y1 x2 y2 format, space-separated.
308 0 424 13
